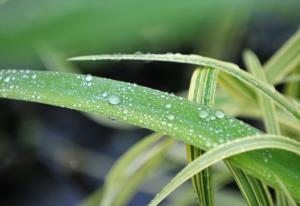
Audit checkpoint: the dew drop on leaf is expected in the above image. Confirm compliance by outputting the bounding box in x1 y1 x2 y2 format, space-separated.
86 74 93 81
4 76 10 82
165 103 172 109
199 110 208 118
167 114 175 121
215 110 225 118
108 94 121 105
102 92 108 97
205 141 212 147
123 108 129 114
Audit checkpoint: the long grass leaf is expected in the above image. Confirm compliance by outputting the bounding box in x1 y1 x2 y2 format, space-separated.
69 53 300 121
148 135 300 206
1 70 300 202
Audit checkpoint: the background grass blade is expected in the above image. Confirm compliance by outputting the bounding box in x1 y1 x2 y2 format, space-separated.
217 73 256 104
280 73 300 84
69 53 300 121
148 135 300 206
186 67 217 205
275 177 298 206
224 164 271 206
244 50 281 134
100 133 173 206
244 50 285 205
284 65 300 99
264 29 300 84
1 70 300 203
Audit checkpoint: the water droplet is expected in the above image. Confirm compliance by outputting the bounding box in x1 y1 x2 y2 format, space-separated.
167 114 175 121
102 92 108 97
108 94 121 105
134 51 143 55
165 103 172 109
199 110 208 118
205 141 212 147
86 74 93 81
32 74 37 79
123 109 129 114
218 138 225 143
4 76 10 82
215 110 225 118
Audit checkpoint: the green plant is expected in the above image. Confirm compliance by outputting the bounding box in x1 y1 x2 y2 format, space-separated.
0 29 299 206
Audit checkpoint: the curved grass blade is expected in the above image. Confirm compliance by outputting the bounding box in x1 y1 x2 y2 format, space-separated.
148 135 300 206
1 70 300 203
69 53 300 121
100 133 173 206
187 67 217 205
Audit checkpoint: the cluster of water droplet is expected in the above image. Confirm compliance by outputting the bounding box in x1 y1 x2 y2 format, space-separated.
0 70 43 100
262 149 273 163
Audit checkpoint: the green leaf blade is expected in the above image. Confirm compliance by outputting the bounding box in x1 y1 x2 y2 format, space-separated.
1 70 300 203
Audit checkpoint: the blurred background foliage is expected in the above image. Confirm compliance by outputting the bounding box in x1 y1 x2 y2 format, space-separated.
0 0 299 205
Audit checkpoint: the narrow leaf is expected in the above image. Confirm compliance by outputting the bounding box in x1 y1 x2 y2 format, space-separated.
187 67 217 205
